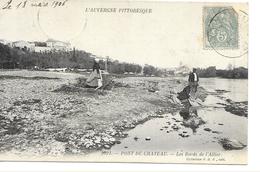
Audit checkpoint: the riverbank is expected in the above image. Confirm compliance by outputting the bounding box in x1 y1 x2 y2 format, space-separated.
0 70 183 157
0 70 247 159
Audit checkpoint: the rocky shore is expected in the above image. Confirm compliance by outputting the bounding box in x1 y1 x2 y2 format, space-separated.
0 70 248 157
0 71 183 156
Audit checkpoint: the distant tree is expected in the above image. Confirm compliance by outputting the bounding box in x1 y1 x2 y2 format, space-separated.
143 64 163 76
197 66 217 77
217 67 248 79
143 64 154 76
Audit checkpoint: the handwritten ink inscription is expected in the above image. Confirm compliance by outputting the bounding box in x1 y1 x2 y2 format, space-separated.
1 0 68 10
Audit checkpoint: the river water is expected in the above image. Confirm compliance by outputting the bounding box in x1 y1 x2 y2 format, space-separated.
199 77 248 102
109 78 248 153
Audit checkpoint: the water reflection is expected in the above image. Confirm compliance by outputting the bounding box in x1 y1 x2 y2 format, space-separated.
179 107 205 133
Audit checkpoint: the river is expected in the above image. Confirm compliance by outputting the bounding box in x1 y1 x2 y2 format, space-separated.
109 78 248 154
199 77 248 102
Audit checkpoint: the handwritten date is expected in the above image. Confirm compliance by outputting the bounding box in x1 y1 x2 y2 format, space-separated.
1 0 68 10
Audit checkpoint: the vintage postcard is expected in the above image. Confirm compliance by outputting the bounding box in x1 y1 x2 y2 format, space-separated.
0 0 248 164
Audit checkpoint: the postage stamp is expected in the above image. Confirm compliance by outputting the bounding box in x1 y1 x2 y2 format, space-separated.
203 7 239 49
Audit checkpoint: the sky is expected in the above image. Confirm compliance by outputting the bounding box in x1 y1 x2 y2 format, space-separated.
0 0 248 69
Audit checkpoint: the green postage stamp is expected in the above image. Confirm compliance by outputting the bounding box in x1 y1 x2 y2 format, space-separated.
203 7 239 49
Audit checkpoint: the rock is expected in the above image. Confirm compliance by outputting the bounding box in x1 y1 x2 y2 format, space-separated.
115 132 120 137
115 140 121 144
204 128 212 132
226 99 232 103
218 123 224 126
172 126 179 130
0 129 8 135
124 146 128 148
148 89 156 93
55 135 69 142
109 131 116 136
215 89 230 94
71 148 80 154
182 116 205 133
94 136 101 144
104 145 111 149
223 100 248 117
85 130 96 137
109 137 116 142
145 137 151 141
102 137 110 142
127 124 135 129
179 133 189 138
134 136 139 141
121 133 128 138
212 131 222 134
219 138 246 150
224 104 248 117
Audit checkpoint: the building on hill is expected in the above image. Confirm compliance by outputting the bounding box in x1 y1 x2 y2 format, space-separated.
34 41 51 52
0 39 12 47
34 39 71 52
34 46 52 53
0 38 72 53
12 40 35 51
46 39 72 52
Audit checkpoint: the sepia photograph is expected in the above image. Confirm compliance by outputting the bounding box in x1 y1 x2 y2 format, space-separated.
0 0 248 165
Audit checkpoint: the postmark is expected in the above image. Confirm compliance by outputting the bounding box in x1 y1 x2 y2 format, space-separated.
36 7 88 42
204 7 239 50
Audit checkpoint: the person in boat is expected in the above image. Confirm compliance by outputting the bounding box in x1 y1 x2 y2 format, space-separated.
86 58 103 89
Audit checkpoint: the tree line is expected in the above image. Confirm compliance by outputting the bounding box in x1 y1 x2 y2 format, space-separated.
2 43 246 78
0 43 163 76
197 66 248 79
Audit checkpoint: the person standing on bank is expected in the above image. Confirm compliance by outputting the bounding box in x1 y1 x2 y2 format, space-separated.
86 58 103 89
188 68 199 93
